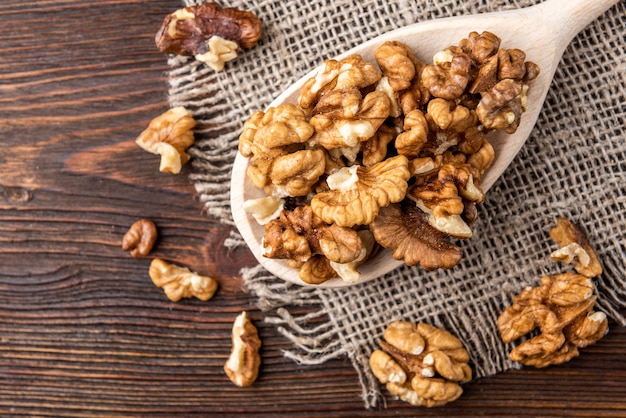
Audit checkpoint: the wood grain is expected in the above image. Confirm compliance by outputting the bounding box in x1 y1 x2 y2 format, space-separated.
1 1 625 416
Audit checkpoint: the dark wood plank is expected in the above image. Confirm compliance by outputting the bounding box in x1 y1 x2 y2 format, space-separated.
1 1 625 416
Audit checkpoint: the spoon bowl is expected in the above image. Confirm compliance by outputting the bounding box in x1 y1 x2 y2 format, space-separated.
231 0 618 287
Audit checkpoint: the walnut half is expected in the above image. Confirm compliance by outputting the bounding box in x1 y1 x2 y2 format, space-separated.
550 217 602 278
370 321 472 407
497 272 608 368
122 218 157 258
148 258 218 302
224 311 262 387
135 107 196 174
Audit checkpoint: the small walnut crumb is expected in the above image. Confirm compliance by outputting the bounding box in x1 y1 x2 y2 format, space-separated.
148 258 218 302
370 321 471 407
122 219 157 257
224 311 262 387
155 3 262 71
135 107 196 174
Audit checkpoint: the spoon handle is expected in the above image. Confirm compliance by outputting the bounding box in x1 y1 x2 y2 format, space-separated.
536 0 620 50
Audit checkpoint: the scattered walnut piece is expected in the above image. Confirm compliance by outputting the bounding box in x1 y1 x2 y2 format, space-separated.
122 219 157 258
136 106 196 174
148 258 218 302
224 311 262 387
550 217 602 278
497 272 608 368
370 321 471 407
155 3 262 71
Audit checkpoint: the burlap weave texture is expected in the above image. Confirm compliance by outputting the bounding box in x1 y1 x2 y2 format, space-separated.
167 0 626 408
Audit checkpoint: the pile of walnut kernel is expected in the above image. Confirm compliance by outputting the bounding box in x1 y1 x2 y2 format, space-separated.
240 31 539 284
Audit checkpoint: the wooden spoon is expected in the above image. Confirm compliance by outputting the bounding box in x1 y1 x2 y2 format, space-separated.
230 0 619 287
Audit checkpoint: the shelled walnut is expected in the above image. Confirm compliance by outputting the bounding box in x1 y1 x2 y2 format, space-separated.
550 217 602 278
238 31 539 282
122 219 157 257
224 311 261 387
370 321 472 407
136 106 196 174
148 258 218 302
497 219 608 368
155 3 262 71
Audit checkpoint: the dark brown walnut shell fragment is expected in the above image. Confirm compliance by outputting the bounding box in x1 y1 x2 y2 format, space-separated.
370 201 462 270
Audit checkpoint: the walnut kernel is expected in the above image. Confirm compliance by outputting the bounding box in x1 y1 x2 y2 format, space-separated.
148 258 218 302
135 107 196 174
311 155 410 227
224 311 262 387
497 272 608 368
370 321 471 407
549 217 602 278
122 219 157 258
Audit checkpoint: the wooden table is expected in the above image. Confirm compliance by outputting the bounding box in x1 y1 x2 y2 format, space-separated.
2 1 625 416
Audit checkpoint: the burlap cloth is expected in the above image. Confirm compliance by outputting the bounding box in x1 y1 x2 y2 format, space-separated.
166 0 626 408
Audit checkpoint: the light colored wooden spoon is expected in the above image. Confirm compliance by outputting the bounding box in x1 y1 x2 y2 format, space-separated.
231 0 619 287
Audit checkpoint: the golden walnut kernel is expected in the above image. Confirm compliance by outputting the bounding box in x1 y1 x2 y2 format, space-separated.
497 273 608 368
498 218 607 368
136 106 196 174
122 219 157 258
370 321 472 407
148 258 218 302
299 255 338 285
262 205 363 264
298 54 382 110
550 217 602 278
224 311 262 387
308 88 391 152
407 163 484 239
238 104 321 197
155 3 262 71
311 155 410 227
